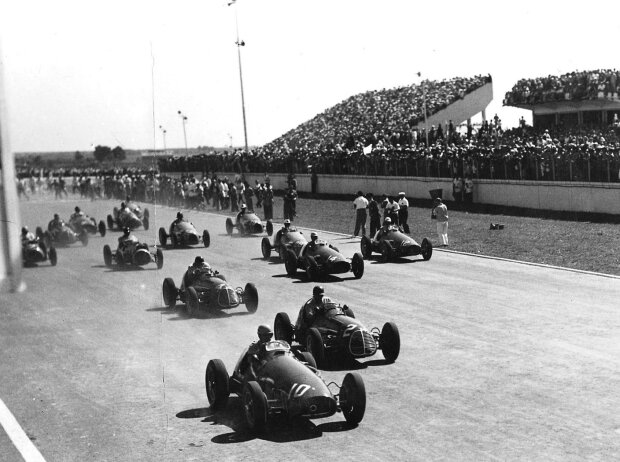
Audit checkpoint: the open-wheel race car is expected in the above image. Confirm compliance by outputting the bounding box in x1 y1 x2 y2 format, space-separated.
38 222 89 247
361 227 432 262
69 214 106 238
226 211 273 237
283 238 364 281
274 301 400 369
22 238 57 267
162 266 258 316
205 340 366 432
159 221 210 248
261 226 307 261
107 203 150 231
103 241 163 269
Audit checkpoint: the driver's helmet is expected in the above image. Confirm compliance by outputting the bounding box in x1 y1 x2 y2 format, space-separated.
21 226 28 236
283 219 291 228
53 213 59 220
192 255 209 269
312 285 324 302
384 217 392 226
176 212 183 220
240 204 247 211
74 206 81 214
122 227 130 236
310 232 318 241
120 202 126 209
257 324 273 342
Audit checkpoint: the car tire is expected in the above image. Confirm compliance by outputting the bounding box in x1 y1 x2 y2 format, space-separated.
162 277 177 309
266 220 273 237
242 381 268 433
306 328 325 369
243 283 259 313
421 237 433 261
98 220 106 237
202 230 210 248
225 218 234 236
107 215 114 230
274 312 293 344
360 236 372 259
116 251 124 266
343 305 355 318
158 227 168 247
143 216 150 231
305 257 319 281
187 287 199 316
49 247 58 266
261 237 271 260
144 208 150 222
298 351 317 369
380 322 401 363
284 250 297 276
80 230 89 246
351 252 364 279
36 226 44 240
380 240 393 263
156 248 164 269
103 245 112 267
340 372 366 425
205 359 230 411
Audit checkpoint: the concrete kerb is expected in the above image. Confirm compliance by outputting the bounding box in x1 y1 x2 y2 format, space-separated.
153 201 620 281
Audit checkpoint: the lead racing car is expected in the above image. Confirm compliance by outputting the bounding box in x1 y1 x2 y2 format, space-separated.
103 238 163 269
283 233 364 281
22 236 57 267
273 298 400 368
205 340 366 432
226 209 273 237
107 202 150 231
39 221 89 247
261 223 307 261
360 225 432 262
162 260 258 316
69 211 106 238
159 217 210 248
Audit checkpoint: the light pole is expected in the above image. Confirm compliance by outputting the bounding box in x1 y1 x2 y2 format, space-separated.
177 110 188 156
230 1 249 154
418 72 429 146
159 125 167 152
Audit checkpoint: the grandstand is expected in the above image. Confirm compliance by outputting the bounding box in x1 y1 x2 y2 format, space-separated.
504 69 620 130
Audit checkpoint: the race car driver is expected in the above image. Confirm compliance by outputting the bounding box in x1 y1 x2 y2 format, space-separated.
295 285 329 339
170 211 186 234
242 324 274 380
185 255 215 285
21 226 36 245
236 203 247 222
374 217 393 240
71 206 84 220
117 227 138 253
274 218 293 247
47 214 64 237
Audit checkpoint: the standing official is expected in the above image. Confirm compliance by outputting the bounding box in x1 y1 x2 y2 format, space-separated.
366 193 381 237
431 197 449 247
353 191 369 237
397 192 410 233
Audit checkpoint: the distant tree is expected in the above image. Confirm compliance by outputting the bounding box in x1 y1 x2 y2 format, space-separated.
74 151 84 161
112 146 126 161
94 145 112 163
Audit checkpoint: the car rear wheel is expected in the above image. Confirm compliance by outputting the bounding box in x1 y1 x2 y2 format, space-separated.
225 218 234 236
274 312 293 344
421 237 433 261
360 236 372 259
187 287 199 316
242 381 267 432
244 283 259 313
261 237 271 260
380 240 393 263
305 257 319 281
351 252 364 279
343 305 355 318
98 220 106 237
306 328 325 369
380 322 400 363
202 230 210 248
156 248 164 269
107 215 114 230
103 245 112 267
340 372 366 425
49 247 58 266
298 351 317 369
116 252 124 266
80 230 89 246
205 359 230 411
162 278 177 309
284 250 298 276
158 227 168 247
143 216 150 231
265 220 273 237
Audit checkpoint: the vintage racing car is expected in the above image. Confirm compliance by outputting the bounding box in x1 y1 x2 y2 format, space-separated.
22 238 57 266
205 340 366 431
103 241 163 269
159 221 210 248
283 239 364 280
226 211 273 237
274 300 400 368
107 203 150 231
38 222 89 247
261 226 307 261
69 214 106 238
162 266 258 316
360 226 432 262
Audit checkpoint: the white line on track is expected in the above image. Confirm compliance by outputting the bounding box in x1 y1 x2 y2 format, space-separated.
0 398 46 462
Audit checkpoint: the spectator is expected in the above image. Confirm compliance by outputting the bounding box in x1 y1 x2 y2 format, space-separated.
263 183 274 221
453 175 463 203
366 193 381 237
464 175 474 205
431 197 449 247
352 190 368 237
397 192 410 234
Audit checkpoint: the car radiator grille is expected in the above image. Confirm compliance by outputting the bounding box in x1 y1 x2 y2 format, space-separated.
217 287 240 308
348 329 377 357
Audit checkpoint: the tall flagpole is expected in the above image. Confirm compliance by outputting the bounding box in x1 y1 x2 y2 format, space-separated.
151 42 157 150
230 1 249 154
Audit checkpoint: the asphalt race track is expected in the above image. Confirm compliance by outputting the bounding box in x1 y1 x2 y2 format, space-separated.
2 198 620 461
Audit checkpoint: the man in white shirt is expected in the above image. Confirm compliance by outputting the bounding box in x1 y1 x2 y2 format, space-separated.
352 191 369 237
397 192 410 234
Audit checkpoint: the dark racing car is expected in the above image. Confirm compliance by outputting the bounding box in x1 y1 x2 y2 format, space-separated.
159 221 210 248
205 340 366 432
22 238 57 267
261 226 307 261
103 240 163 269
283 236 364 281
361 226 432 262
107 202 150 231
69 214 106 238
226 211 273 237
39 222 89 247
162 265 258 316
273 300 400 368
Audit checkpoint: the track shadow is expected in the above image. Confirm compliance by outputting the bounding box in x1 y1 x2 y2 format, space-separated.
250 256 282 265
146 305 253 321
368 256 425 265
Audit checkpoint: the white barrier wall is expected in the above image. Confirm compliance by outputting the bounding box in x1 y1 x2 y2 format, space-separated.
179 172 620 215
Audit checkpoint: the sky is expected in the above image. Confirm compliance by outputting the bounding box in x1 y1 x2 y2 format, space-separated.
1 0 619 153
